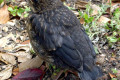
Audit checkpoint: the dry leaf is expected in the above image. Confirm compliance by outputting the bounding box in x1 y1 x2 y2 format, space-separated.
6 20 16 26
13 44 30 53
110 58 116 62
75 0 88 9
0 53 16 65
18 55 31 63
109 73 116 78
111 2 120 12
91 4 101 16
4 43 15 51
19 56 43 72
0 65 13 80
80 18 85 24
8 51 32 63
21 40 30 44
0 33 15 48
98 16 110 23
7 44 32 62
0 4 9 24
2 26 8 32
91 4 101 11
91 10 98 16
13 68 19 76
96 54 106 64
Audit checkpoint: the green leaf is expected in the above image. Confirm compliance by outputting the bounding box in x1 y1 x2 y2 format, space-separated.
79 11 83 17
84 13 89 23
24 6 31 12
111 68 118 74
84 13 89 20
113 8 120 17
107 37 118 43
17 8 25 16
53 73 57 75
88 17 94 23
111 78 117 80
24 13 29 17
0 0 3 4
56 68 60 72
53 66 56 69
94 46 99 54
19 8 25 13
113 32 117 36
17 11 22 16
11 11 17 16
8 7 13 11
14 6 18 9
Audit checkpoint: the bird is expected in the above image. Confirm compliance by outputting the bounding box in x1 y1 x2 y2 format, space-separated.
26 0 103 80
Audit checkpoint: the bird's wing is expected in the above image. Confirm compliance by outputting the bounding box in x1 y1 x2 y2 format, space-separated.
28 14 83 70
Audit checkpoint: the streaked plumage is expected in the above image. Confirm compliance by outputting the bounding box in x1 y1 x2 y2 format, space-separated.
27 0 103 80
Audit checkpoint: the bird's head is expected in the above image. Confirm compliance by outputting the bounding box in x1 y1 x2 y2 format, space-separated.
27 0 62 13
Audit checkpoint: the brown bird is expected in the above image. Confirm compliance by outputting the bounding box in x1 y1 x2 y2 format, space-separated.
26 0 103 80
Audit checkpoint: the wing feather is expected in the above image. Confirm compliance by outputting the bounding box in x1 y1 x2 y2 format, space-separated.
29 15 83 70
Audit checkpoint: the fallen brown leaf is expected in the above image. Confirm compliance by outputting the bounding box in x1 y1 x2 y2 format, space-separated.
0 65 13 80
0 33 15 48
18 55 31 63
13 68 19 76
75 0 88 9
2 26 8 32
0 53 16 65
91 4 101 11
19 56 43 72
91 4 101 16
98 16 110 23
96 54 106 65
8 44 32 63
80 18 85 24
91 10 98 16
0 4 9 24
109 73 116 78
12 44 30 53
8 51 32 63
21 40 30 44
110 58 116 62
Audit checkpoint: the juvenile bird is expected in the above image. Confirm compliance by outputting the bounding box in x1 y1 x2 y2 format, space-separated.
27 0 103 80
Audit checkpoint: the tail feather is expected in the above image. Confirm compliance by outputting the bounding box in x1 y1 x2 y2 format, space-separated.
79 66 103 80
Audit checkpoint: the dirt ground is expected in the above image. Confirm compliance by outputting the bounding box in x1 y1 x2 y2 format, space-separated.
0 0 120 80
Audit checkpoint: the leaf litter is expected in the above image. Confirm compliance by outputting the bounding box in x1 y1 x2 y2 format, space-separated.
0 0 119 80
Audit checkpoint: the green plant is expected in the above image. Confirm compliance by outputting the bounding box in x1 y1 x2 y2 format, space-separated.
111 68 118 74
94 46 99 54
78 2 120 48
0 0 3 4
30 48 35 54
105 8 120 45
111 78 117 80
8 6 30 17
111 68 118 80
